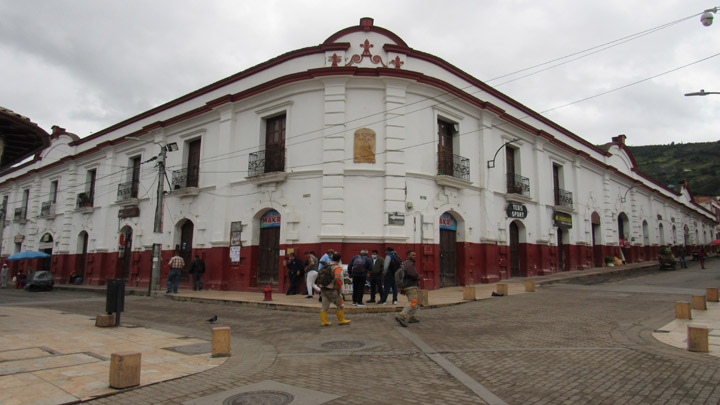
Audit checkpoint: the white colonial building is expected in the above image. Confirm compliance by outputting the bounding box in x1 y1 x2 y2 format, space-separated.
0 18 715 291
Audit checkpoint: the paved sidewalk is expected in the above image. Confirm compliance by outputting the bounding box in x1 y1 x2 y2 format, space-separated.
3 259 716 404
56 261 662 313
0 306 227 404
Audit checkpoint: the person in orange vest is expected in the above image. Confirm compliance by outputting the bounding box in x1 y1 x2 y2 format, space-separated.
318 253 351 326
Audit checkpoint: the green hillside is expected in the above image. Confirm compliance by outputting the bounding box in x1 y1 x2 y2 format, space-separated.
627 142 720 197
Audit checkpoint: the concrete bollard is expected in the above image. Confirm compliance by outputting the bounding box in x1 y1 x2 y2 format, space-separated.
692 295 707 311
109 352 141 389
675 301 692 320
95 314 115 327
418 290 429 307
463 286 477 300
707 287 719 303
496 283 509 296
212 327 231 358
524 280 535 292
687 325 709 353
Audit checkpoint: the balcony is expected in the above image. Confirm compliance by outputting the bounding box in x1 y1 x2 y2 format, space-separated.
248 147 286 178
13 207 27 221
554 187 573 210
117 181 139 205
40 201 55 217
172 166 199 190
437 151 470 181
507 173 530 197
76 192 94 209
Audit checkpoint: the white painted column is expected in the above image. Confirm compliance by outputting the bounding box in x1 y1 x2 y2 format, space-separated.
384 82 408 240
320 78 347 238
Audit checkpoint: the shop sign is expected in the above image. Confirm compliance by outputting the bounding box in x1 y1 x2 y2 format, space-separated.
260 209 281 228
439 213 457 231
553 211 572 228
388 213 404 225
13 234 24 243
118 206 140 218
506 203 527 219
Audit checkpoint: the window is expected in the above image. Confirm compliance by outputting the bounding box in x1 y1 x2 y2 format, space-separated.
50 180 58 203
264 114 286 173
553 164 572 209
129 156 141 198
506 147 529 196
86 169 96 205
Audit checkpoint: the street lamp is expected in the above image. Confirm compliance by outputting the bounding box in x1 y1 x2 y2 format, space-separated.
685 89 720 97
701 8 717 27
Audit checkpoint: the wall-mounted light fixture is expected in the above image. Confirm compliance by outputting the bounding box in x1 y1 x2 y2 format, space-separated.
487 138 520 168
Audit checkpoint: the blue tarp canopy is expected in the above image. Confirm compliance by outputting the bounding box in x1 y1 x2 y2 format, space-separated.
6 250 51 261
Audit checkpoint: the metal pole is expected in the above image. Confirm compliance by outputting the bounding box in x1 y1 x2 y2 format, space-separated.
149 147 166 295
154 147 166 233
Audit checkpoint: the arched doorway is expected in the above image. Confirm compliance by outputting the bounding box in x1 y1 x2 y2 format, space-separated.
642 220 650 260
77 231 89 282
509 221 522 277
618 212 630 262
178 220 194 282
684 225 690 246
118 226 133 279
591 212 602 267
258 209 281 285
39 233 53 271
439 212 458 287
672 225 677 245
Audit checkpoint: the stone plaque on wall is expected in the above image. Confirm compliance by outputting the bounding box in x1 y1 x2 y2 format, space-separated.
353 128 376 163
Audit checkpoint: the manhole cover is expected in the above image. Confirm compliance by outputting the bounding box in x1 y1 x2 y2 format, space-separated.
321 340 365 350
223 390 294 405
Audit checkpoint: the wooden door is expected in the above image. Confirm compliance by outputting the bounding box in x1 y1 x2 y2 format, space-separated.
557 230 565 271
509 222 521 277
187 140 201 187
180 221 194 281
506 147 516 192
120 228 133 279
439 228 457 287
553 165 560 204
265 115 286 173
437 120 454 176
258 226 280 284
79 232 88 280
130 157 141 198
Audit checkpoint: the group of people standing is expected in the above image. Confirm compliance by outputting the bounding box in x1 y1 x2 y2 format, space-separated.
285 247 421 327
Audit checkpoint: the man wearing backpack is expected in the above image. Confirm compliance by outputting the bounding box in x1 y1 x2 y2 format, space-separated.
395 250 420 327
189 254 206 291
348 248 373 306
319 253 351 326
379 247 401 305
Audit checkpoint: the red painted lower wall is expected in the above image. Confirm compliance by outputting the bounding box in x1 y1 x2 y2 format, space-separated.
29 242 704 292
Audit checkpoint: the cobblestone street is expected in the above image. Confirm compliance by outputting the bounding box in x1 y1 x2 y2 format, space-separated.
4 261 720 404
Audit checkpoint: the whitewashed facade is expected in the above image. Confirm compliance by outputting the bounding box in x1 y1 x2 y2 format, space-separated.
0 18 715 291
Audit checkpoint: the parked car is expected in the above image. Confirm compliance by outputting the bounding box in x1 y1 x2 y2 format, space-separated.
24 271 54 291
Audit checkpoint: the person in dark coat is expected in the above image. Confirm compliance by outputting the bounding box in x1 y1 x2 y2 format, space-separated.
368 250 384 303
285 252 304 295
189 254 206 291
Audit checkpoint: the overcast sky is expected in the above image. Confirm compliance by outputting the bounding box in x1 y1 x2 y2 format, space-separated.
2 1 720 147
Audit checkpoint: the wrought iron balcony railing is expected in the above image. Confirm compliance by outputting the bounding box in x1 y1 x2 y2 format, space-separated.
40 201 55 217
172 166 199 189
14 207 27 221
76 192 94 208
554 187 573 209
437 151 470 181
507 173 530 196
117 180 139 201
248 147 286 177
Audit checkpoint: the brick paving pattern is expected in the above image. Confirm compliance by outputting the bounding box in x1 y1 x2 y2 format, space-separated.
16 264 720 404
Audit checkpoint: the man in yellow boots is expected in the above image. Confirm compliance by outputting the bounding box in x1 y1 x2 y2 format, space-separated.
318 253 351 326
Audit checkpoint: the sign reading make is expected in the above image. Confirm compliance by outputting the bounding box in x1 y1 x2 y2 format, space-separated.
553 211 572 228
506 203 527 219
